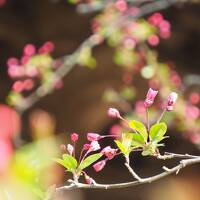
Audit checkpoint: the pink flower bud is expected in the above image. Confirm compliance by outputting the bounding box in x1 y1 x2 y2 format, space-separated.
89 141 100 152
84 173 95 185
71 132 79 142
7 57 19 68
83 143 91 150
144 88 158 108
93 160 106 172
23 44 36 56
107 108 121 118
115 0 127 12
67 144 74 155
87 133 101 142
101 146 117 160
166 92 178 111
148 34 159 46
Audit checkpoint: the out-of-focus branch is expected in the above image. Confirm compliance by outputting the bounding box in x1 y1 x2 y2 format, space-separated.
16 0 183 113
54 153 200 193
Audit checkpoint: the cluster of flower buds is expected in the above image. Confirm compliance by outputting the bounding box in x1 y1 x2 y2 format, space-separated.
148 12 171 40
144 88 178 112
6 42 59 107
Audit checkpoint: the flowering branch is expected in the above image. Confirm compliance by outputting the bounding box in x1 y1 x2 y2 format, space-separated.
55 155 200 192
52 88 200 199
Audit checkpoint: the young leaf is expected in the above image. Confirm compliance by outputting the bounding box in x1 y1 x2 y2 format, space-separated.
61 154 77 171
78 153 103 171
53 158 75 172
132 134 145 148
150 122 167 143
115 140 127 155
129 120 148 142
122 132 133 150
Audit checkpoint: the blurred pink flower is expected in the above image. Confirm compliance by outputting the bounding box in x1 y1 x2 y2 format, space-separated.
93 160 106 172
71 133 79 142
84 173 95 185
185 105 199 120
0 105 20 139
0 139 13 174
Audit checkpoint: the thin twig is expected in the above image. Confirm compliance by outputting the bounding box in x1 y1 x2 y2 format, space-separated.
55 155 200 192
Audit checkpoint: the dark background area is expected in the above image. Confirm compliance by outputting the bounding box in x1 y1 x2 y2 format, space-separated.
0 1 200 200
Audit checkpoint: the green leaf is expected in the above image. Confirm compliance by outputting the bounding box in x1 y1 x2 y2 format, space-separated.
129 120 148 142
53 154 77 172
115 140 127 155
63 154 77 170
122 132 133 150
150 122 167 142
78 153 103 171
132 134 145 148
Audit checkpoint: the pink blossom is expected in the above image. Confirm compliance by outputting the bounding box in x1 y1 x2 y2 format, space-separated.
23 44 36 56
109 124 121 136
87 133 101 141
115 0 127 12
101 146 117 160
71 133 79 142
84 173 95 185
0 139 13 173
23 79 34 90
89 141 100 152
148 35 159 46
93 160 106 172
83 143 91 150
185 105 199 120
148 12 163 26
67 144 74 155
166 92 178 111
144 88 158 108
107 108 121 118
0 104 20 139
189 92 200 105
7 57 19 68
12 81 24 92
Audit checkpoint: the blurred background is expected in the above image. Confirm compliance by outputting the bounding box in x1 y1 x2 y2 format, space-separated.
0 0 200 200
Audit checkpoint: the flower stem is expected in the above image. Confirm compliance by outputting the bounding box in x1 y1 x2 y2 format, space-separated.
157 108 166 123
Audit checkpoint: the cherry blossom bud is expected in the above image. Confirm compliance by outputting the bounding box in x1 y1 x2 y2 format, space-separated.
87 133 101 141
144 88 158 108
148 35 159 46
84 173 95 185
83 143 91 150
115 0 127 12
7 57 19 68
12 81 24 92
67 144 74 155
89 141 100 152
71 132 79 142
107 108 121 118
101 146 117 160
166 92 178 111
23 44 36 56
23 79 34 90
93 160 106 172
